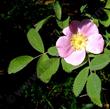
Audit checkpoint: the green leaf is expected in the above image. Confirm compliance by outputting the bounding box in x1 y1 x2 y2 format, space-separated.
34 16 52 32
86 73 102 107
99 9 110 27
56 17 70 29
103 31 110 46
89 54 110 71
61 106 67 109
81 104 94 109
93 18 99 26
37 55 60 83
61 59 74 73
8 55 33 74
37 53 49 63
105 0 110 9
47 46 58 56
73 67 89 96
104 48 110 56
104 31 110 40
80 4 87 13
61 59 87 73
53 1 62 20
27 28 44 53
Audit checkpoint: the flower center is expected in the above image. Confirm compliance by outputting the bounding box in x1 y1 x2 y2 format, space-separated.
70 33 87 50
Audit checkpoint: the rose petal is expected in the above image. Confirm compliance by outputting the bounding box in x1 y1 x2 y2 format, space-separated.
79 19 99 36
86 34 104 54
63 20 80 36
56 36 73 57
64 49 86 66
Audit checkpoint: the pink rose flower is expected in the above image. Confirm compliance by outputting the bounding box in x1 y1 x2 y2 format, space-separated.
56 19 104 66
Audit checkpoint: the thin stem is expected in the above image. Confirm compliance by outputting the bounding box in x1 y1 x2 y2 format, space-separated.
106 41 110 48
45 97 54 109
87 54 94 74
79 94 88 98
48 85 57 97
87 54 91 66
33 52 48 60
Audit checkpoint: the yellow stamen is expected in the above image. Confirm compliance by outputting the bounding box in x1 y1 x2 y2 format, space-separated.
70 33 87 50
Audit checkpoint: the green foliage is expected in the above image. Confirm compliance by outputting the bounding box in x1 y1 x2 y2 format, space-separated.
93 18 99 26
53 1 62 20
47 46 58 56
73 67 89 96
99 9 110 27
105 0 110 9
104 48 110 56
34 15 52 32
81 104 94 109
27 28 45 53
56 17 70 29
8 55 33 74
86 73 102 107
61 59 74 73
104 31 110 47
89 54 110 71
61 59 87 73
104 31 110 40
37 54 60 83
80 4 87 13
6 0 110 107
